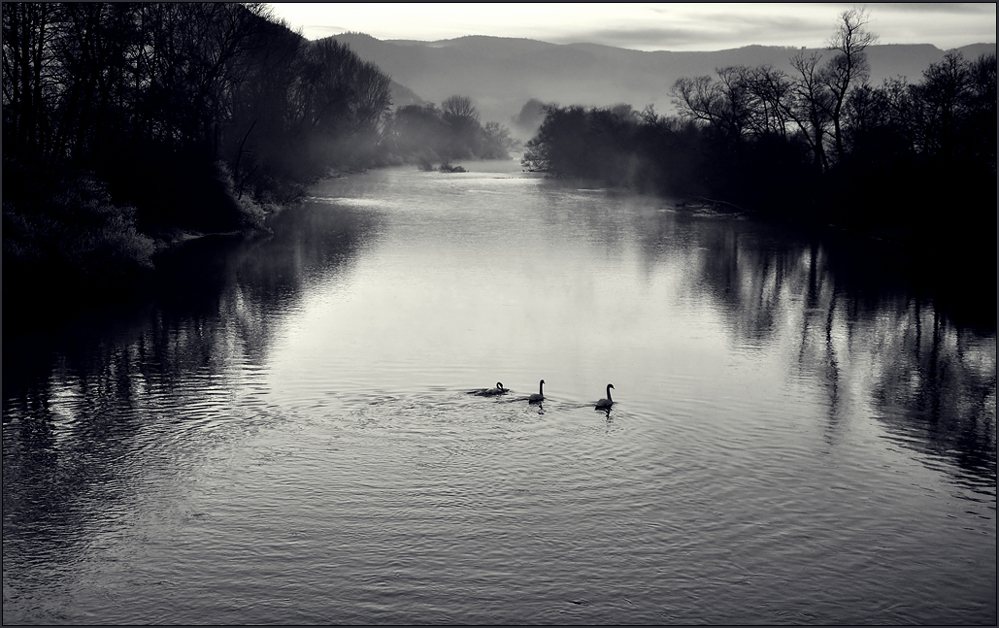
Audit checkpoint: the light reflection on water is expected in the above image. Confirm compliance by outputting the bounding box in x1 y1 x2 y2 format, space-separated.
3 160 995 624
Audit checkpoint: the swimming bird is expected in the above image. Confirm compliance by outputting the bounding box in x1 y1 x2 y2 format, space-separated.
469 382 508 396
529 379 545 403
483 382 508 396
595 383 614 409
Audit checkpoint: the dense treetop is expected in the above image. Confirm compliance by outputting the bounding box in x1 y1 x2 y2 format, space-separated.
2 2 515 307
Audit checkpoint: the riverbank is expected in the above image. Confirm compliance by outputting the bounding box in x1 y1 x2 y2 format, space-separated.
2 219 272 333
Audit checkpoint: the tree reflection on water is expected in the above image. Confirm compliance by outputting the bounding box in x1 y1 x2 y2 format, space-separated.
637 207 996 491
2 202 379 572
2 181 994 625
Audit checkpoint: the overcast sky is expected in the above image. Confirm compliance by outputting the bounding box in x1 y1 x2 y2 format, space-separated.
265 3 996 52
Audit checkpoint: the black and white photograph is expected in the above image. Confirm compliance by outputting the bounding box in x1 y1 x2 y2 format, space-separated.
3 2 996 624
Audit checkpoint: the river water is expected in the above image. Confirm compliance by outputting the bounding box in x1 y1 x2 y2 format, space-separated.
3 160 995 624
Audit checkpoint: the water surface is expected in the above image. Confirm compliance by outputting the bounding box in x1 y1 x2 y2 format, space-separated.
3 160 995 624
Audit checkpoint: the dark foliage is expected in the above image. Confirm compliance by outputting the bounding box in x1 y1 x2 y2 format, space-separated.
3 2 393 304
3 154 155 307
522 10 996 289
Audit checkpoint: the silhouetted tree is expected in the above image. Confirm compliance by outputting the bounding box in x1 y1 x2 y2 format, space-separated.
2 2 396 304
523 104 657 188
440 94 482 159
441 94 478 123
745 65 795 140
822 7 877 163
385 103 448 164
2 2 59 156
526 13 995 252
789 51 832 173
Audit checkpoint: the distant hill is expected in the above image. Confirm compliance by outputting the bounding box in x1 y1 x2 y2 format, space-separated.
331 33 996 136
388 79 429 109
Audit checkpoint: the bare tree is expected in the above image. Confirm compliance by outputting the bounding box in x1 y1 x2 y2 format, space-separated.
440 95 481 159
441 95 478 124
671 74 723 126
913 52 971 159
745 65 794 139
2 2 60 155
671 67 753 141
823 7 878 162
715 66 753 139
789 51 832 172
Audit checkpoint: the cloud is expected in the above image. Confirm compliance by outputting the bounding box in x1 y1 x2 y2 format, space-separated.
268 2 995 51
546 13 835 51
555 4 995 51
305 24 354 37
883 3 995 15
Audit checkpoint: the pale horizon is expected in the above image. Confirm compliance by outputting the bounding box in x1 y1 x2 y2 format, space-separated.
265 3 996 52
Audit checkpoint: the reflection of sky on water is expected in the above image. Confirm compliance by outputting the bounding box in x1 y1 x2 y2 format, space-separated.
3 163 994 624
9 163 994 488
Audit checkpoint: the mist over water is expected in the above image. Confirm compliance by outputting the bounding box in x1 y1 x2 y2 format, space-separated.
3 160 995 624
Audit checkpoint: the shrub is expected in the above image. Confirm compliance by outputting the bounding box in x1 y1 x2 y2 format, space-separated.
3 158 156 303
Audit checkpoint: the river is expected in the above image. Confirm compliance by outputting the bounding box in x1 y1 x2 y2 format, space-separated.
3 159 995 624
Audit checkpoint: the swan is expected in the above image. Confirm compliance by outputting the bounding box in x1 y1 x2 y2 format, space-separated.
595 383 614 408
483 382 508 396
528 379 545 403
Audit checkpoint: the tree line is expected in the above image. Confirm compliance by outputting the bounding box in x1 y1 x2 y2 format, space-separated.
522 9 996 274
385 95 518 171
3 2 515 310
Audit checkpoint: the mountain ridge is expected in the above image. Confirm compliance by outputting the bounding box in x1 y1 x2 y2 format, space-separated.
331 33 996 131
